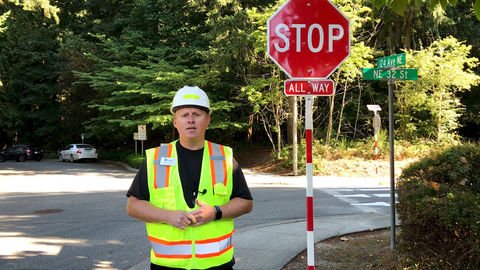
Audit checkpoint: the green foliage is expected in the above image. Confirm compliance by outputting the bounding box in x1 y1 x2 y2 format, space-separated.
100 149 144 169
397 143 480 269
0 3 61 149
397 37 480 141
474 0 480 20
72 0 248 148
278 136 439 175
0 0 59 23
1 0 480 155
370 0 480 20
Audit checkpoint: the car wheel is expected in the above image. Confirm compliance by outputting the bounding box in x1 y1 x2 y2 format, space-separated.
59 155 64 162
0 155 5 162
36 157 42 161
70 155 75 163
18 155 26 162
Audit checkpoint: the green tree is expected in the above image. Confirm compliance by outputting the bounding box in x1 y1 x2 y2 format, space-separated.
0 3 60 148
397 36 480 141
239 1 289 157
371 0 480 20
0 0 59 23
326 0 375 144
77 0 246 148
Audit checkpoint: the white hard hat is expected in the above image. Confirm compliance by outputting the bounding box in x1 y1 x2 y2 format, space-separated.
170 86 211 114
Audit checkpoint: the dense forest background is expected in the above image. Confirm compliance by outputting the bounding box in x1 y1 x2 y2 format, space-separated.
1 0 479 156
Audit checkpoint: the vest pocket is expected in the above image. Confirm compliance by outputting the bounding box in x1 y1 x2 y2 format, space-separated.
213 183 229 205
151 186 176 210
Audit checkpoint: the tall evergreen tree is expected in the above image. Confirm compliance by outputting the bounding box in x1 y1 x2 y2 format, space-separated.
0 3 60 148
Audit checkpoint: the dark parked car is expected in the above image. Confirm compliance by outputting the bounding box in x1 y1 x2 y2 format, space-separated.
0 144 43 162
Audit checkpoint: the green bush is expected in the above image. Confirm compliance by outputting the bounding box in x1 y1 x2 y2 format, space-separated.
101 149 144 169
396 143 480 269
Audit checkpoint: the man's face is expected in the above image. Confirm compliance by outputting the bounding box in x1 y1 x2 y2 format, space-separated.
173 107 211 141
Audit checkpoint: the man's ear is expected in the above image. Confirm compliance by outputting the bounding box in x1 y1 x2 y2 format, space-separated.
206 113 211 126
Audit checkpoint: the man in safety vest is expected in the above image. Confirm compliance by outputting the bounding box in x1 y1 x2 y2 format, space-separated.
126 86 253 270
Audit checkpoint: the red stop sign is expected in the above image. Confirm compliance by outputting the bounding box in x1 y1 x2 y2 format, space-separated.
267 0 350 79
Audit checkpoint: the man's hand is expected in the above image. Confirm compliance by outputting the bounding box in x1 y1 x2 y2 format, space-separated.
190 200 216 227
168 210 197 230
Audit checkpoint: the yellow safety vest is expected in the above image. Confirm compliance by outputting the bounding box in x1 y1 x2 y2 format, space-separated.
145 140 234 269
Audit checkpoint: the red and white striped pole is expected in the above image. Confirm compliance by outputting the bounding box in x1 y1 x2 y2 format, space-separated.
305 96 315 270
368 105 382 177
375 132 379 176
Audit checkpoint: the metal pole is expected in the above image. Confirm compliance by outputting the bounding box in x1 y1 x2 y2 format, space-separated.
388 80 396 250
135 140 137 155
141 140 144 157
305 96 315 270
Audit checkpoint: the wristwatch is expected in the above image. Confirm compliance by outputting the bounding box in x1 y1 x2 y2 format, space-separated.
214 205 222 220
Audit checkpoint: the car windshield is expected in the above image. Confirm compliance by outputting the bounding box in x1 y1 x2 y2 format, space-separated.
77 144 94 148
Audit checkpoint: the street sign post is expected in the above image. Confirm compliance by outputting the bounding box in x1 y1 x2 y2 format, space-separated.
363 54 418 250
267 0 350 78
284 79 334 96
362 68 417 81
268 0 351 268
133 133 139 155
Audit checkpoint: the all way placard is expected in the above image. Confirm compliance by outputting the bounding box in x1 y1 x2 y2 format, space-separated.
284 79 334 96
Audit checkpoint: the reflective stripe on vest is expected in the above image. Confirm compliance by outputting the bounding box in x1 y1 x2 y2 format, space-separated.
148 236 192 259
194 230 234 258
207 142 227 187
153 144 173 189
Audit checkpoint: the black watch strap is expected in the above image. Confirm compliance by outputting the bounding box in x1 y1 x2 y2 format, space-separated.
214 205 222 220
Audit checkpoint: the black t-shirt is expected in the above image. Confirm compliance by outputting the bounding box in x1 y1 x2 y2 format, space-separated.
126 142 253 208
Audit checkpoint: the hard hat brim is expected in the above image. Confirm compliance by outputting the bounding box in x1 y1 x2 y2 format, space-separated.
171 105 211 114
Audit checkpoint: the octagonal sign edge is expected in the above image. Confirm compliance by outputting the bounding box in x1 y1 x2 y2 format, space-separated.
267 0 350 79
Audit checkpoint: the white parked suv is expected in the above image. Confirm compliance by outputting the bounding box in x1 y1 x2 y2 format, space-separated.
59 144 98 163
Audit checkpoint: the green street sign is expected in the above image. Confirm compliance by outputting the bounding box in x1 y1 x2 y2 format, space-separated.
377 53 406 68
363 68 418 81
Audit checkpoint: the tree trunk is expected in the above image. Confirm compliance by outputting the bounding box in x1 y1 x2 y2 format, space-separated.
326 72 340 145
437 93 443 142
247 114 254 144
335 80 349 142
287 97 293 144
261 113 276 151
353 82 362 139
395 15 403 51
404 8 414 50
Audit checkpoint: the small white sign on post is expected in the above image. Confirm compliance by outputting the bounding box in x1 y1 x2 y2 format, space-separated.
137 125 147 156
367 104 381 135
367 104 381 112
138 133 147 140
138 125 146 138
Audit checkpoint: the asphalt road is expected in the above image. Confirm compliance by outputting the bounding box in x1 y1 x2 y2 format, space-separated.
0 160 393 270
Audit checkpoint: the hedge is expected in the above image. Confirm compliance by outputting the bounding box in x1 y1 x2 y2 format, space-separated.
396 143 480 269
